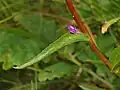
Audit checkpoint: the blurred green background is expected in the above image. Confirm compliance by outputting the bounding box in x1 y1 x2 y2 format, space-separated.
0 0 120 90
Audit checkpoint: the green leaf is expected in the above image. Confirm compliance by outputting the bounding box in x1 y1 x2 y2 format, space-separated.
96 34 115 57
38 62 77 81
44 62 76 74
0 13 60 70
0 29 41 70
102 17 120 34
38 71 61 82
109 46 120 76
14 33 89 69
14 13 59 48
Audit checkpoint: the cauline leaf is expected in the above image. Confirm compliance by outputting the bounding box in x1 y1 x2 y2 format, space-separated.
14 32 89 69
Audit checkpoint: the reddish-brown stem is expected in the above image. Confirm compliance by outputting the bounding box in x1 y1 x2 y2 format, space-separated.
66 0 112 69
66 0 87 33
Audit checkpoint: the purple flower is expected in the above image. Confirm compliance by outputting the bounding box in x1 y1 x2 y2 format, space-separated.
66 25 80 34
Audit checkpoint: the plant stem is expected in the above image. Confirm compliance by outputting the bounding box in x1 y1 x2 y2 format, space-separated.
84 67 114 89
0 14 15 24
65 0 112 69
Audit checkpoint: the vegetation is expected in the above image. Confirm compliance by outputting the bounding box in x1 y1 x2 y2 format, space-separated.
0 0 120 90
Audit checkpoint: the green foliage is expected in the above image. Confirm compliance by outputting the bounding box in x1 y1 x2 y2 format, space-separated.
38 62 77 81
96 34 115 57
0 29 40 70
14 32 88 69
14 13 59 48
110 46 120 75
78 0 120 21
75 43 100 61
0 13 61 70
1 0 120 90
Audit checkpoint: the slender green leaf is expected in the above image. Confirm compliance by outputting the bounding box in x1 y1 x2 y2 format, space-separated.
14 33 89 69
